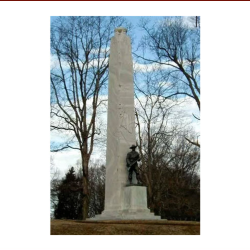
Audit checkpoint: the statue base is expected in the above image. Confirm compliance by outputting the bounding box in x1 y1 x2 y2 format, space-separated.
89 185 161 220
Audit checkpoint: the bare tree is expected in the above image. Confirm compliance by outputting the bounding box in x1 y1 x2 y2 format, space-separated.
133 61 200 217
50 156 61 218
88 161 105 218
50 16 129 219
135 17 200 147
162 134 200 220
134 67 186 212
135 102 200 218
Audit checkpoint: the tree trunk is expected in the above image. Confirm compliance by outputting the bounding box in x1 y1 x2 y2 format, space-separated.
81 150 89 220
82 175 88 220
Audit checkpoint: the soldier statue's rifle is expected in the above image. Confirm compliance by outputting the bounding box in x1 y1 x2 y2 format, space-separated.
126 157 140 171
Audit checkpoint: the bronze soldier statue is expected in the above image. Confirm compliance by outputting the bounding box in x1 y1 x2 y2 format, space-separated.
126 144 142 185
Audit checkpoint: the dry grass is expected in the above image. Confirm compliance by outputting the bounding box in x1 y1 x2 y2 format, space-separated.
51 219 200 235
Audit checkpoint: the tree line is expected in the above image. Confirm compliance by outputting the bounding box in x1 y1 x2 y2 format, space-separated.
51 130 199 220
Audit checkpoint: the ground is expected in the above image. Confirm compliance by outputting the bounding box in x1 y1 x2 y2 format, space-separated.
51 219 200 235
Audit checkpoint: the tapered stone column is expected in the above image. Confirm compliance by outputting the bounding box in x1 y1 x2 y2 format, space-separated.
90 28 161 220
104 26 135 212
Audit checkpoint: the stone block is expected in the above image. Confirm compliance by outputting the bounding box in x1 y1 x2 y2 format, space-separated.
90 185 161 220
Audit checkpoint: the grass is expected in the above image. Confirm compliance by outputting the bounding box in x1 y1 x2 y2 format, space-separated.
51 219 200 235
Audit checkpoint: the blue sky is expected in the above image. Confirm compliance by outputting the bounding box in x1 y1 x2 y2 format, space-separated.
51 16 193 50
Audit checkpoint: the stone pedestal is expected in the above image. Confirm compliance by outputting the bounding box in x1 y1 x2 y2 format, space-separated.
91 185 161 220
124 185 149 211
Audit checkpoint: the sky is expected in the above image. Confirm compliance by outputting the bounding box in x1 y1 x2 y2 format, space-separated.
50 15 200 176
1 2 250 250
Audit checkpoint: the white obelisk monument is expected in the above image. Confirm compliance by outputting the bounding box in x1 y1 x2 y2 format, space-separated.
92 27 160 220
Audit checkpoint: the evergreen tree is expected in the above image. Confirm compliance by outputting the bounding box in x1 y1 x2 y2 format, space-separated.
54 167 83 219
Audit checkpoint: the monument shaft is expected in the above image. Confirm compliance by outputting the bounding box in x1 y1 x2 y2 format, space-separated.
105 28 136 211
91 28 161 220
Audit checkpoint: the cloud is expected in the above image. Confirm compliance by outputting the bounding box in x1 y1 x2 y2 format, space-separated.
133 61 177 73
50 54 109 71
173 96 200 136
89 57 108 68
50 54 68 70
182 16 200 29
158 81 173 88
158 16 199 30
134 94 199 133
51 150 81 176
90 47 110 55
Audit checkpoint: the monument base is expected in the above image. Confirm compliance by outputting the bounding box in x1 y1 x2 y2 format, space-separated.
89 186 161 220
